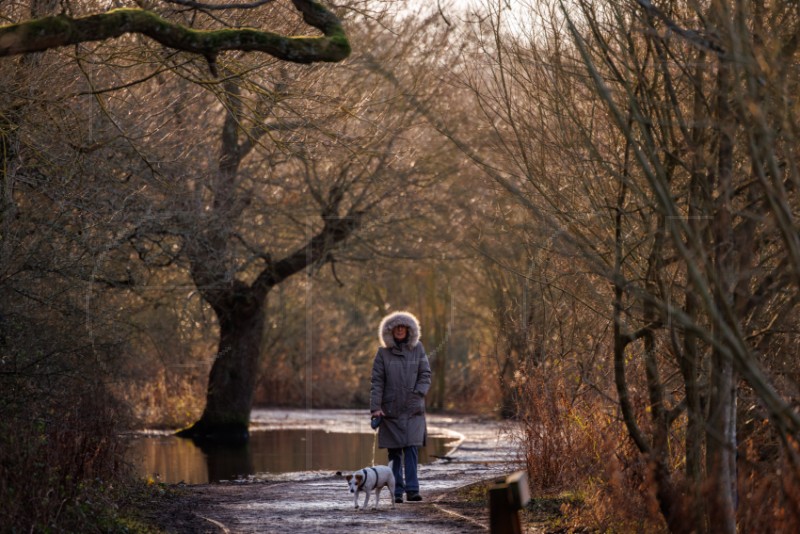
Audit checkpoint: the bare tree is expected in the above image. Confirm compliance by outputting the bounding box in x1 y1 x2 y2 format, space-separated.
0 0 357 440
444 0 800 530
3 0 466 440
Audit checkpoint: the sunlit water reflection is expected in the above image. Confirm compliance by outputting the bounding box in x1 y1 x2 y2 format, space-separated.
127 429 453 484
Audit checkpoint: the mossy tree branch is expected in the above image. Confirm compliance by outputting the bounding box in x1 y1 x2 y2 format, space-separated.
0 0 350 64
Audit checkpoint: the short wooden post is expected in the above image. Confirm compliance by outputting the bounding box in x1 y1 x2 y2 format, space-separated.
489 471 530 534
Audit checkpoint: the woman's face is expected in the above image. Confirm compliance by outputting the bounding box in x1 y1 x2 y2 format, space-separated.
392 325 408 340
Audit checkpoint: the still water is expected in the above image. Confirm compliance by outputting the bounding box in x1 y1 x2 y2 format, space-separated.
127 429 453 484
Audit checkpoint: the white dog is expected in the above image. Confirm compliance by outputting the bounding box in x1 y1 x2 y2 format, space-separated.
336 461 396 511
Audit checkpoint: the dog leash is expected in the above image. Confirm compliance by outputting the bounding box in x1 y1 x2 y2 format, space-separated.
371 429 378 466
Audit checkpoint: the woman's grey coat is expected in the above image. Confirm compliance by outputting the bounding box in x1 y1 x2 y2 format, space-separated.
370 311 432 449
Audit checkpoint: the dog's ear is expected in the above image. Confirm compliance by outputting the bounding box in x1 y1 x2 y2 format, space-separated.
345 474 354 482
355 474 364 483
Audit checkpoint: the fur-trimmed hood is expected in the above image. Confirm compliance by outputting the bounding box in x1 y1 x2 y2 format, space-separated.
379 311 421 348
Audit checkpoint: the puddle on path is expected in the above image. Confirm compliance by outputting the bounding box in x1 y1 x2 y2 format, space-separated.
127 429 454 484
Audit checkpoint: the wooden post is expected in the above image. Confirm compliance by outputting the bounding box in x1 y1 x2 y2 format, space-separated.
489 471 530 534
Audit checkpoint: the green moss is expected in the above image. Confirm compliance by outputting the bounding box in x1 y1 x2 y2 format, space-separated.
329 33 351 57
109 480 186 533
1 5 350 63
455 479 492 503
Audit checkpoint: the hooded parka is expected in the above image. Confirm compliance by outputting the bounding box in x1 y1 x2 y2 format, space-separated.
370 311 432 450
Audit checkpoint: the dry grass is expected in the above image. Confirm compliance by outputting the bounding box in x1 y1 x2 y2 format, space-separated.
514 373 616 494
121 367 206 429
512 370 800 533
736 437 800 532
513 372 668 532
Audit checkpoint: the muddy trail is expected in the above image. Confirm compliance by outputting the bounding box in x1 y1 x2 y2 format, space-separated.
142 410 521 533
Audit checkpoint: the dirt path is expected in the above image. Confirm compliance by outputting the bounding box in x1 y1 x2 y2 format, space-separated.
145 410 521 533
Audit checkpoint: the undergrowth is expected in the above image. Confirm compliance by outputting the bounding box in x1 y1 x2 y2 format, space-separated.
0 377 161 533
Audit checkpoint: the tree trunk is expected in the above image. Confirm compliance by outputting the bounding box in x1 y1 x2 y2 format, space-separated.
178 285 266 442
683 49 709 533
682 257 707 532
425 274 449 412
706 345 736 533
705 55 737 534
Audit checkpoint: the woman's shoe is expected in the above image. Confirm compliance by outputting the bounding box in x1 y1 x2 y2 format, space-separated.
406 492 422 502
394 496 404 504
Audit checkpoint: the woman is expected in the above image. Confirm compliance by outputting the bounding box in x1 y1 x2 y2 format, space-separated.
370 311 432 503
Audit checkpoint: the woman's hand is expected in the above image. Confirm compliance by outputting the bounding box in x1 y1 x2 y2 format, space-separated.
371 410 385 417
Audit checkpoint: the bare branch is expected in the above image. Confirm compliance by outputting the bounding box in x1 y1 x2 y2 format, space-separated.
636 0 724 55
164 0 277 11
254 212 364 290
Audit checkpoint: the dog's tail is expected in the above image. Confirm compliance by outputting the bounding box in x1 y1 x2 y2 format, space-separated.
388 459 394 470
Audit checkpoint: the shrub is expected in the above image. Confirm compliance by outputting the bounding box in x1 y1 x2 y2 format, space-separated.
0 377 136 532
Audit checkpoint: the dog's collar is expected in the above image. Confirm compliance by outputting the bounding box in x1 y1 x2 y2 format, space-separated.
358 467 381 491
